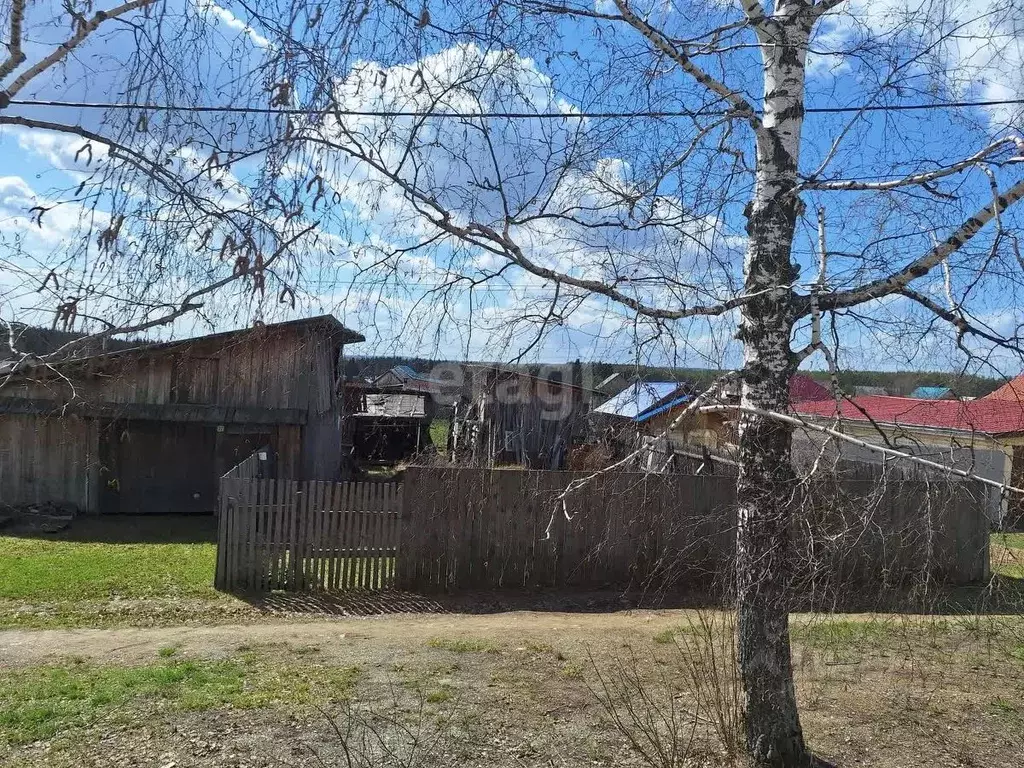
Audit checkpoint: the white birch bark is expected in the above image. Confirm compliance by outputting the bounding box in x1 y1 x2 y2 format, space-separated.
735 3 814 765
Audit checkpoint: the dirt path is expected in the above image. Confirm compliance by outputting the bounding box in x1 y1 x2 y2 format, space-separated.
0 609 688 666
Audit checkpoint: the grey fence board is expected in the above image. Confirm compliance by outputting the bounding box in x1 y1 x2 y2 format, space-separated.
396 468 990 593
215 479 401 593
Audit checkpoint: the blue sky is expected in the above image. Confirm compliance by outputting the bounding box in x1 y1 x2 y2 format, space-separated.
2 0 1023 377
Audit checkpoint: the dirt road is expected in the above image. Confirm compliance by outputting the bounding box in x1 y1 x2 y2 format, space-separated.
0 609 685 666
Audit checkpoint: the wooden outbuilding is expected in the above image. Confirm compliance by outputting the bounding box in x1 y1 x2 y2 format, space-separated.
0 315 363 514
449 365 594 469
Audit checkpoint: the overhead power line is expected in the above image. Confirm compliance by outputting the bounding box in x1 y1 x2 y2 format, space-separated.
8 96 1024 118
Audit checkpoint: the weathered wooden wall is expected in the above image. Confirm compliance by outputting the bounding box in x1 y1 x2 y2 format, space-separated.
99 420 218 514
222 445 273 480
5 324 339 414
298 330 344 480
0 413 97 511
0 322 350 512
397 468 990 593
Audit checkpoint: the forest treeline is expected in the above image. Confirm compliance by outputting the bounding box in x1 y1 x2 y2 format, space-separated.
345 357 1005 398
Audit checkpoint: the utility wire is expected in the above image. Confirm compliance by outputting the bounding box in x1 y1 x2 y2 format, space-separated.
8 97 1024 118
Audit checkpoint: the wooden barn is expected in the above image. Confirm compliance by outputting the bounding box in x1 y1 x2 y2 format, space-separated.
0 315 363 514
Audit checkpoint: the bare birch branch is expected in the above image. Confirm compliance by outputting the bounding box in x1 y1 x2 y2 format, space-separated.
544 371 739 538
814 175 1024 312
1 222 316 377
0 0 27 82
701 404 1024 497
802 136 1024 192
612 0 761 128
898 287 1024 356
1 0 155 103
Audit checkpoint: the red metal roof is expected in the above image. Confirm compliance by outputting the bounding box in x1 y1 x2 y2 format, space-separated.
789 374 831 402
794 395 1024 436
981 375 1024 403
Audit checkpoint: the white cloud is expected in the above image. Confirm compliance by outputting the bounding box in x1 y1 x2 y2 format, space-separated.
6 128 108 169
0 174 110 247
193 0 271 48
303 42 743 358
816 0 1024 125
0 176 36 203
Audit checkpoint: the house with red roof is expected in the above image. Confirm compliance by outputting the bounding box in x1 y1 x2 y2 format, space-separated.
981 374 1024 403
793 381 1024 524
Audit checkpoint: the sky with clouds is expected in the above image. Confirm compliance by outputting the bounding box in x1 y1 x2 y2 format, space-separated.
2 0 1024 376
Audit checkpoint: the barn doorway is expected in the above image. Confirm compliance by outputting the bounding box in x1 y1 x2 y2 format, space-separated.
99 420 219 514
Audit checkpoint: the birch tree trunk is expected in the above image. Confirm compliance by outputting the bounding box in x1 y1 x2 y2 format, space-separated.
736 5 812 766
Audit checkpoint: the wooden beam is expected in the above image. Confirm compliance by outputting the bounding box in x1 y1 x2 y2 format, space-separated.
0 397 308 425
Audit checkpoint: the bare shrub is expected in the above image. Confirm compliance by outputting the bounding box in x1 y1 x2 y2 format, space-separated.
588 610 743 767
308 688 457 768
674 610 744 761
589 646 701 768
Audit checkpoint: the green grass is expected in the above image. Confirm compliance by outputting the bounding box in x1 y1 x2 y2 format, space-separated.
0 652 360 744
425 686 456 703
0 537 217 601
652 629 675 644
995 532 1024 550
429 419 450 450
791 618 902 649
0 517 239 628
996 562 1024 579
992 532 1024 580
426 637 498 654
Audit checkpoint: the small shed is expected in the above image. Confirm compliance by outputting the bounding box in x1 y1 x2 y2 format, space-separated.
591 380 725 446
349 388 435 464
0 315 363 514
594 381 683 419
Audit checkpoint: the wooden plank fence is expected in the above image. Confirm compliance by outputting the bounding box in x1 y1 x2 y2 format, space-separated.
215 468 991 596
396 468 736 592
396 467 991 593
215 479 401 592
222 445 272 480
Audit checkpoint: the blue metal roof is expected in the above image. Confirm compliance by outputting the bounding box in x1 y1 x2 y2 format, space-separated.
910 386 953 399
392 365 445 385
634 394 694 423
594 381 682 419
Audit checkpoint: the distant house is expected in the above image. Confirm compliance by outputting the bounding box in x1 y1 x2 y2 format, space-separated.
852 385 889 396
594 380 686 420
794 391 1024 524
0 315 363 514
983 375 1024 403
593 380 710 444
789 374 832 403
593 374 832 452
373 364 447 395
910 386 955 399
